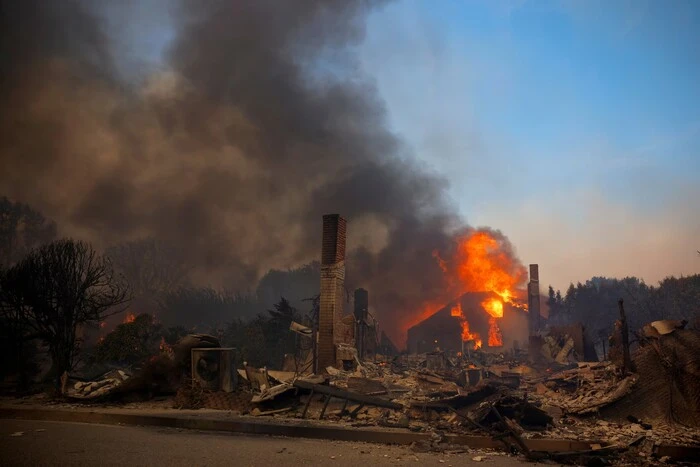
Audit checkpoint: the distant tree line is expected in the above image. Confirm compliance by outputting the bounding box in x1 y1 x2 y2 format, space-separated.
2 195 697 393
547 275 700 351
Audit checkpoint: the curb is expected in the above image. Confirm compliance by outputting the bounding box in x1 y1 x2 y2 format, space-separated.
0 407 594 452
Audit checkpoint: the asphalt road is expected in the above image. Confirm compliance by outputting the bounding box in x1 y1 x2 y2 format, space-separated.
0 419 533 466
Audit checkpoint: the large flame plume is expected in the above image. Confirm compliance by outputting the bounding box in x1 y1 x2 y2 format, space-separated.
433 229 527 348
453 231 527 309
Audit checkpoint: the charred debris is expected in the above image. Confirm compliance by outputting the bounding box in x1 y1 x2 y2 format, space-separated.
47 217 700 464
60 317 700 465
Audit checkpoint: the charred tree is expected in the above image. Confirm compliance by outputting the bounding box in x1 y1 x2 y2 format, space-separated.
0 239 130 392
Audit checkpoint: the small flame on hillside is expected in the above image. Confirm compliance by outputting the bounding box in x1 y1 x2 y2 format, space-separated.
123 312 136 324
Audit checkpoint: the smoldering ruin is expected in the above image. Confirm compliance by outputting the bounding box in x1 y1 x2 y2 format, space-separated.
4 212 700 465
1 1 700 466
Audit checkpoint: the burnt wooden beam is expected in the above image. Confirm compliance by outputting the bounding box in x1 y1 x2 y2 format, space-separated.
349 404 365 418
319 394 332 419
293 380 402 410
301 389 314 419
490 405 532 457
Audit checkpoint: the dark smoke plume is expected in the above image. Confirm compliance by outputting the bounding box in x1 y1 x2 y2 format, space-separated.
0 0 523 346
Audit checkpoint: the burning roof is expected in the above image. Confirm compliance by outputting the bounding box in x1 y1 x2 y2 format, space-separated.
401 230 529 351
407 291 530 354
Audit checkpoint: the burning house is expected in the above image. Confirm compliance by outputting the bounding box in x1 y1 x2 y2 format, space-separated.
403 230 544 355
407 292 530 354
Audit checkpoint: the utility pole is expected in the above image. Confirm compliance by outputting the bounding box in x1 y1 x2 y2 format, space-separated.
617 299 633 373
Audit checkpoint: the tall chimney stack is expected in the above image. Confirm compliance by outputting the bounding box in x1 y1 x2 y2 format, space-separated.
317 214 347 372
528 264 541 335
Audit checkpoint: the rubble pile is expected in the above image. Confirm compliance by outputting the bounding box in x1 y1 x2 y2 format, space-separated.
65 334 221 401
232 324 700 465
536 418 700 447
601 325 700 428
530 362 638 415
50 323 700 465
70 370 131 399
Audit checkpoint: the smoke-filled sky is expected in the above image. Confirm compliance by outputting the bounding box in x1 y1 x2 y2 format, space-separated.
1 0 698 343
359 0 700 292
96 0 699 293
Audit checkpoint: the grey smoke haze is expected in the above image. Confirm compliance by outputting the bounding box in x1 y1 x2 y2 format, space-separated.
0 0 524 345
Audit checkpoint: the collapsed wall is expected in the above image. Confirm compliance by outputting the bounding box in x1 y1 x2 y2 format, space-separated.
601 328 700 427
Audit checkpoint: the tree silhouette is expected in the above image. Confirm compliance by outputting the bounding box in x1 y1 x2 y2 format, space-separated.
0 239 129 392
264 297 299 364
105 237 191 300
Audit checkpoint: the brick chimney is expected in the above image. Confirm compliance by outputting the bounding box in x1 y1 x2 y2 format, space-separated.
317 214 347 372
528 264 541 335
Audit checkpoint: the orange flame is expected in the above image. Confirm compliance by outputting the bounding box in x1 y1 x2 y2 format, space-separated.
461 319 482 349
452 303 482 349
482 297 504 318
454 231 526 307
488 316 503 347
123 312 136 324
400 229 527 349
437 230 526 348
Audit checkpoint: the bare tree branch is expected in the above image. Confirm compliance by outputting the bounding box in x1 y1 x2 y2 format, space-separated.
0 238 130 392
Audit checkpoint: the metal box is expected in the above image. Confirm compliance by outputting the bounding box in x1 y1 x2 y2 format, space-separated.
190 347 237 393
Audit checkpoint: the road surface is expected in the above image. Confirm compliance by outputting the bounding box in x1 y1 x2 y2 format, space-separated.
0 419 533 466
